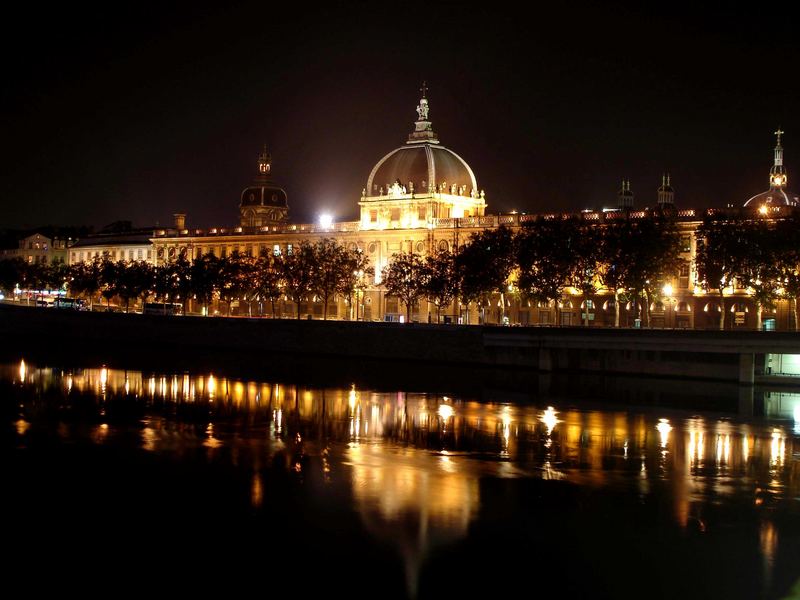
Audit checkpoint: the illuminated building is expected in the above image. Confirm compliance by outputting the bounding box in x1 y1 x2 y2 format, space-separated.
59 87 799 329
1 232 69 264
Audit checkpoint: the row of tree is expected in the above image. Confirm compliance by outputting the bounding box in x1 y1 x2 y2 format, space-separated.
695 214 800 330
3 213 799 328
0 240 372 319
381 215 682 324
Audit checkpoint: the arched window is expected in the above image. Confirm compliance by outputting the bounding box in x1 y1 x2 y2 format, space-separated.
602 299 616 311
703 302 721 313
676 301 691 312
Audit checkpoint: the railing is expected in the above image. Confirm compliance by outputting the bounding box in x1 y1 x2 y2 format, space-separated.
151 204 800 240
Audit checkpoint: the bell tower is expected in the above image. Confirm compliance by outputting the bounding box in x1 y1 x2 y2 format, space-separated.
239 145 289 229
770 128 787 188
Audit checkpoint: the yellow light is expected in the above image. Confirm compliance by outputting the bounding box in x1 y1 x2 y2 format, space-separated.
540 406 559 436
438 404 454 419
18 359 26 383
662 283 673 297
759 205 768 215
656 418 672 448
348 384 357 410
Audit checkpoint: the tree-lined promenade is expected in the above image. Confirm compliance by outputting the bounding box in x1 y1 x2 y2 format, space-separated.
2 211 800 328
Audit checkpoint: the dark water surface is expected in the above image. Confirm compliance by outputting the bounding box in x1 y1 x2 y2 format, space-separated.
4 357 799 599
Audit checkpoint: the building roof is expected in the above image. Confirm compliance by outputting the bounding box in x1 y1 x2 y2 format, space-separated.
743 187 799 207
70 231 155 249
366 144 477 197
364 86 479 198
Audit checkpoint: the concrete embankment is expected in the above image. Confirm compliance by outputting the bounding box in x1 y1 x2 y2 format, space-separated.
4 303 800 383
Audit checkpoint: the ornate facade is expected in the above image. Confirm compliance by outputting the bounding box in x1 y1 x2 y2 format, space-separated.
141 95 799 329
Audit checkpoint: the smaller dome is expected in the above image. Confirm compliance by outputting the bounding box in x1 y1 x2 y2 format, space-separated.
240 186 288 208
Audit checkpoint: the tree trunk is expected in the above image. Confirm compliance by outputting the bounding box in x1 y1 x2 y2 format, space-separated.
554 298 561 327
406 300 412 323
297 298 301 320
643 290 651 328
718 291 726 331
614 291 621 328
795 297 799 332
756 302 762 331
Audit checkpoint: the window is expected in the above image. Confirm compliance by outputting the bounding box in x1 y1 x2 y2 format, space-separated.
273 244 281 256
147 250 152 259
287 244 293 256
679 262 690 277
390 208 401 221
221 247 227 258
128 250 134 260
680 236 691 253
137 249 143 260
370 210 378 222
418 206 426 220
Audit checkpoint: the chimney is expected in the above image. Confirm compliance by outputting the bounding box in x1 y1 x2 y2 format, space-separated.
173 213 186 230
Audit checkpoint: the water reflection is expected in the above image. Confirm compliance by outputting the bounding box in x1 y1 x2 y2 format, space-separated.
4 358 800 597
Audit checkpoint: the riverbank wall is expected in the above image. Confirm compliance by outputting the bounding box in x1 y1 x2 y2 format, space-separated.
4 303 800 384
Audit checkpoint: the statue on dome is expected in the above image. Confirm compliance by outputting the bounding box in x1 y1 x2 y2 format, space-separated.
416 99 429 121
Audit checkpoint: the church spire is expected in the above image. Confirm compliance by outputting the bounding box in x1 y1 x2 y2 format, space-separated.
770 128 787 188
657 172 674 206
257 144 272 180
407 81 439 144
618 179 634 209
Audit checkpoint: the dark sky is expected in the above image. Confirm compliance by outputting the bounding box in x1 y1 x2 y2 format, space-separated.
2 2 799 230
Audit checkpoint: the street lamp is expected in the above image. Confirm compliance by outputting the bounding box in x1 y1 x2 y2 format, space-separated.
319 213 333 230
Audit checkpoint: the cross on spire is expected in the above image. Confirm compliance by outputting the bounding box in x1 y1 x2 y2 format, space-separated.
420 81 428 99
775 128 784 145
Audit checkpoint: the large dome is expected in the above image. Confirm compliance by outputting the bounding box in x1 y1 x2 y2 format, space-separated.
366 144 477 197
744 188 798 207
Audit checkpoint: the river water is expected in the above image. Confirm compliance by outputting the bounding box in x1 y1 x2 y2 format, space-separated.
3 357 799 599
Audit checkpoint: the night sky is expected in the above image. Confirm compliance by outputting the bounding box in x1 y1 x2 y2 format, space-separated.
2 3 799 230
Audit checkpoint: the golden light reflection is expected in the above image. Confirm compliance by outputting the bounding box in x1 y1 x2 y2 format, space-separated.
251 473 263 508
207 374 216 401
6 361 800 538
18 359 27 383
141 427 156 451
760 521 778 579
656 418 672 448
770 430 785 466
438 403 454 420
15 418 30 435
540 406 559 436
